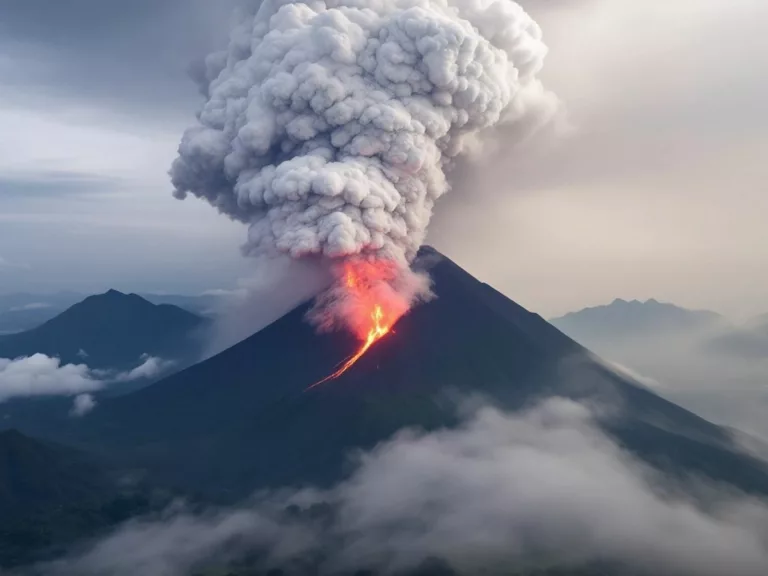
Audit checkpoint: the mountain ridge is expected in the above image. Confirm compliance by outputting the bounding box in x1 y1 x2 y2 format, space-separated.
551 298 725 342
0 429 110 520
0 290 205 370
55 247 768 501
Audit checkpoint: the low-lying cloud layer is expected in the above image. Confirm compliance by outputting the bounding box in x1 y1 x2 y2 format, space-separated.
113 354 176 383
42 399 768 576
561 324 768 441
0 354 102 403
0 353 174 404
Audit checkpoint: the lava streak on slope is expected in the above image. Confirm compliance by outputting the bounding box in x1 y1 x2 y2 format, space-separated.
308 259 415 389
308 304 391 389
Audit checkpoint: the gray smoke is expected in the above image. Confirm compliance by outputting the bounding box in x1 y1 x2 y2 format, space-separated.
171 0 557 270
203 255 332 356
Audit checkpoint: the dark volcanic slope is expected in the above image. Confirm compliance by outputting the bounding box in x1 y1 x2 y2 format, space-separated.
0 430 174 569
74 248 768 500
0 290 205 370
0 430 109 520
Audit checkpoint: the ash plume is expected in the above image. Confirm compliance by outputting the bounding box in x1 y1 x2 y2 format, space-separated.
171 0 557 329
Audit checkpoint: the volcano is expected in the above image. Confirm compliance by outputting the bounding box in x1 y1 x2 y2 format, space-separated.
63 247 768 500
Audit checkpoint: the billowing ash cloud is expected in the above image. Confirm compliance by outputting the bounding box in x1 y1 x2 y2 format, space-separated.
171 0 557 268
43 399 768 576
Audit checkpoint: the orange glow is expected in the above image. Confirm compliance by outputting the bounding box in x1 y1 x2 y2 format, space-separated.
308 260 405 390
308 304 391 389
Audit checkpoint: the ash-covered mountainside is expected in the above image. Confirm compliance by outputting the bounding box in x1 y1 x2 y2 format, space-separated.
69 248 768 500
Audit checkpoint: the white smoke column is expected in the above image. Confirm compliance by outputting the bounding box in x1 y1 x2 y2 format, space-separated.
172 0 557 329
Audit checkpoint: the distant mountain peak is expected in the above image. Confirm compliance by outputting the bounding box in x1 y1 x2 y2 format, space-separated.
608 298 664 308
71 291 168 317
0 290 205 371
90 289 141 302
551 298 724 340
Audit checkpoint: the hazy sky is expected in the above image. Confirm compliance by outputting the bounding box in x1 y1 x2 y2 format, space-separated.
1 0 766 319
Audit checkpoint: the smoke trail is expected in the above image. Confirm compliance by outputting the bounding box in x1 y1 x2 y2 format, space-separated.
171 0 557 331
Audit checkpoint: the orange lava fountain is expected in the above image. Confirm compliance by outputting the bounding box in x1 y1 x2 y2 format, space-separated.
307 260 406 390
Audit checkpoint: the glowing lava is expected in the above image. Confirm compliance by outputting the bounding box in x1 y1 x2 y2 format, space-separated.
308 304 391 389
308 261 407 390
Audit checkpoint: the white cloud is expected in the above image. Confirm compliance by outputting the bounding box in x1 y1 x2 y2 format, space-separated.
114 355 175 382
70 393 97 417
0 353 175 403
44 399 768 576
0 101 244 296
592 354 662 390
9 302 52 312
199 288 247 297
0 106 173 184
0 354 103 402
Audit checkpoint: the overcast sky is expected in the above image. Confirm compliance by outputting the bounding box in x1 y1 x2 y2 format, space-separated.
1 0 766 319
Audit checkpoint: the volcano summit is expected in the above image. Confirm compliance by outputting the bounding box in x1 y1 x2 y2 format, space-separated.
58 247 768 501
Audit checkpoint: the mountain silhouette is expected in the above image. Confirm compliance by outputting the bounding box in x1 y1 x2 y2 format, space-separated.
0 292 84 335
0 429 172 568
64 247 768 501
0 290 205 370
551 298 725 343
139 293 220 317
0 429 109 520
